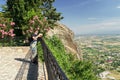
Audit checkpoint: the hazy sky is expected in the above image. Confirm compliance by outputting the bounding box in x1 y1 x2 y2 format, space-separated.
1 0 120 35
54 0 120 35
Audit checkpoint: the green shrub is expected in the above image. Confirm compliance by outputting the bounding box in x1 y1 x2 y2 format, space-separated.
38 36 98 80
0 37 26 46
37 41 44 62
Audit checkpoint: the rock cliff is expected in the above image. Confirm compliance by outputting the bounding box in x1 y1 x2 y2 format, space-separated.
47 23 81 59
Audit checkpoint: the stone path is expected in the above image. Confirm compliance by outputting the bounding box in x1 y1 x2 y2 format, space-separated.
0 47 47 80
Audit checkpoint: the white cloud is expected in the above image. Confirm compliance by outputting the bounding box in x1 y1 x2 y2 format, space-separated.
116 6 120 9
87 17 104 21
88 18 97 20
72 18 120 34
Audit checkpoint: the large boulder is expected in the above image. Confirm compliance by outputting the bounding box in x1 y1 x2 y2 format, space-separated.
47 23 81 59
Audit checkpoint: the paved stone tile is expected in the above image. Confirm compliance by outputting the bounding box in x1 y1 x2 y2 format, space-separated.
0 47 47 80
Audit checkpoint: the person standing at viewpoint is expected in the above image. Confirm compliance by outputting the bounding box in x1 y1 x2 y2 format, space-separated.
30 29 43 63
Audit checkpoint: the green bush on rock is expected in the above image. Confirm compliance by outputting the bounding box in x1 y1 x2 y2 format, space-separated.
38 36 98 80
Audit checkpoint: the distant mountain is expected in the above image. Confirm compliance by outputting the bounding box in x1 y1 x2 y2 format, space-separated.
76 30 120 36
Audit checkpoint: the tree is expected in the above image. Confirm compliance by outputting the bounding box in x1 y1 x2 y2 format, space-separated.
41 0 63 28
6 0 63 36
7 0 26 36
0 4 7 12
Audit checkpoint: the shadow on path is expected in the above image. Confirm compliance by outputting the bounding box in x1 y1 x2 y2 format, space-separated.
27 55 38 80
15 51 39 80
15 58 31 63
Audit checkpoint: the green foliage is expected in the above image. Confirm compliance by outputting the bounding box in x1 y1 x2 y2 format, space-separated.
7 0 26 36
0 17 15 38
6 0 41 36
0 4 7 12
42 0 63 24
96 67 105 74
0 37 26 46
0 12 3 16
6 0 63 36
23 15 51 38
42 36 98 80
111 60 120 68
37 41 44 62
23 9 37 21
68 60 97 80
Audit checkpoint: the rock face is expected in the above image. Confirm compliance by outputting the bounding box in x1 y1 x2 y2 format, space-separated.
47 23 80 58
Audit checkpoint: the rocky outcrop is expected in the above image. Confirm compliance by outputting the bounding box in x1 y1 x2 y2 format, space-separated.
47 23 81 59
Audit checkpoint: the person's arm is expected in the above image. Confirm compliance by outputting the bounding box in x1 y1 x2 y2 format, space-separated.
32 33 43 40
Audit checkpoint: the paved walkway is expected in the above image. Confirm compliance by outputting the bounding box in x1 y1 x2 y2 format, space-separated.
0 47 47 80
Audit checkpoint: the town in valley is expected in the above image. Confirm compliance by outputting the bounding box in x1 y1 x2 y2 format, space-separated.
75 35 120 80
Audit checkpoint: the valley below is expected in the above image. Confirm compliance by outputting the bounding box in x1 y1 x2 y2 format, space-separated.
75 35 120 80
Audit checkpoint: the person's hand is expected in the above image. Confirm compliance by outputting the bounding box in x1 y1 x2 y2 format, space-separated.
38 33 43 37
